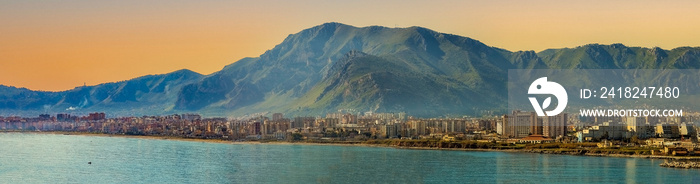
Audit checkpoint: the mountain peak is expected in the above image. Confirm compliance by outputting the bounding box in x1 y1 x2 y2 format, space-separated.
303 22 353 34
170 69 202 77
319 22 349 27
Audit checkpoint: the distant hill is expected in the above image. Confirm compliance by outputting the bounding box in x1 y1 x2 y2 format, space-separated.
2 23 700 117
0 69 203 116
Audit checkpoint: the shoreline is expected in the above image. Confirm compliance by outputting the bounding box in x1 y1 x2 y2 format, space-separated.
390 146 700 160
5 131 700 161
10 131 243 144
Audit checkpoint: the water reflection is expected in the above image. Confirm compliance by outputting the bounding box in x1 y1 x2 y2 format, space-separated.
625 159 636 184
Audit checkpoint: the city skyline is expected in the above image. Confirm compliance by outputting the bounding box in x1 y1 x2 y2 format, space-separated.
2 0 700 91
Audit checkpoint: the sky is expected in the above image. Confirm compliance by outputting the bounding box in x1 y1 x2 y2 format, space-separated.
1 0 699 91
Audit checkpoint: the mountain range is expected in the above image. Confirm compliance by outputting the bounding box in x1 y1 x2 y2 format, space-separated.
2 22 700 117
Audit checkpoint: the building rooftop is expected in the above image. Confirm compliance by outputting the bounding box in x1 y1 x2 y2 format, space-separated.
520 134 554 141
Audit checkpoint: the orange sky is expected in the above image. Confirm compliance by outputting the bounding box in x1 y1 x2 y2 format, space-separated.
1 0 699 91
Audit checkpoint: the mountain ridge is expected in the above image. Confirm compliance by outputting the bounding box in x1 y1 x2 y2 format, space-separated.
2 22 700 117
0 69 203 116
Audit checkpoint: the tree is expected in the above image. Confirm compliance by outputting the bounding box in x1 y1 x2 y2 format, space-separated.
630 135 639 144
292 133 303 141
600 131 609 141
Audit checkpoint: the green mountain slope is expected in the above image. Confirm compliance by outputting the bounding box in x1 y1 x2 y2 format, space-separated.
285 50 504 117
175 23 518 117
2 23 700 117
539 44 700 69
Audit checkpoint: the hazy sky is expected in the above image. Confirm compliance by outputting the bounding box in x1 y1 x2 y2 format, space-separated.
2 0 699 91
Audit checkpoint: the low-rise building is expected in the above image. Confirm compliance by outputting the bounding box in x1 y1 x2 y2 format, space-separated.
646 138 667 147
518 134 554 144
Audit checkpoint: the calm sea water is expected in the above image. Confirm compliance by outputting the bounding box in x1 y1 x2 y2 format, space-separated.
0 133 697 183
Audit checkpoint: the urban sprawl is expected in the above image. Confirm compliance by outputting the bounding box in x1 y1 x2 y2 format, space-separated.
3 110 700 156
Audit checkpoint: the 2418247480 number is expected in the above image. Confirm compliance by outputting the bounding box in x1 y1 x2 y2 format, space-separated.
599 87 679 99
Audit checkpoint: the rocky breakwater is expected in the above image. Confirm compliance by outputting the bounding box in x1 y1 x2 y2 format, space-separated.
660 161 700 169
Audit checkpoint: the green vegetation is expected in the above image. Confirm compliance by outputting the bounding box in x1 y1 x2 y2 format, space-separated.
291 133 303 141
360 139 660 156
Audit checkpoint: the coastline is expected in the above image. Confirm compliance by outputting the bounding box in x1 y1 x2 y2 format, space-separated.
391 146 700 160
4 131 378 147
6 131 700 161
9 131 237 144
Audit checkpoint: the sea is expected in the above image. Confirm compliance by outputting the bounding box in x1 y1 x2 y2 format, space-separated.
0 133 697 183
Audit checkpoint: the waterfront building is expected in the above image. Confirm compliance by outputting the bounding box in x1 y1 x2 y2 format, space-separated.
577 121 627 141
443 120 465 133
325 118 339 128
678 123 696 139
519 134 554 144
505 111 536 138
496 118 503 135
635 125 656 139
250 122 261 135
381 124 398 138
410 120 427 136
655 123 680 138
543 113 567 139
625 116 646 135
